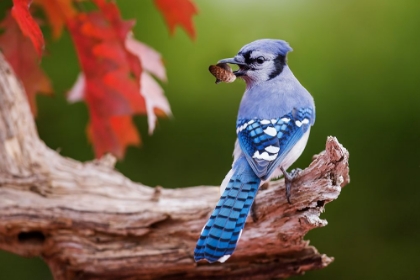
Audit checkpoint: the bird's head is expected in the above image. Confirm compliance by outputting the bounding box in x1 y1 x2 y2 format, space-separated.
218 39 292 84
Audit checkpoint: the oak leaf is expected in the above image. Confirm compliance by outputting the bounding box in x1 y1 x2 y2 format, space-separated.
154 0 198 39
125 36 171 134
0 13 52 115
1 0 177 159
33 0 77 39
11 0 44 56
66 1 145 158
87 113 141 159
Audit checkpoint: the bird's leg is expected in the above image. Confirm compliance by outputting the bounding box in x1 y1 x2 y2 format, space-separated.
250 203 258 222
280 167 302 204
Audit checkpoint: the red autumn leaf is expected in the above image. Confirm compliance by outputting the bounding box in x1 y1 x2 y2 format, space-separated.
0 13 52 115
69 36 172 137
154 0 198 39
109 115 141 153
33 0 77 39
93 0 142 80
66 1 145 158
87 113 141 159
11 0 44 56
68 73 141 158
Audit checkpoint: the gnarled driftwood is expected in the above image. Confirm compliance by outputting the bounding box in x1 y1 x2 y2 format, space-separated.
0 53 349 279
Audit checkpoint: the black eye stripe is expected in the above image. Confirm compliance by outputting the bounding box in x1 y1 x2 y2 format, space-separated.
239 50 253 64
238 51 266 65
268 54 286 80
238 51 286 78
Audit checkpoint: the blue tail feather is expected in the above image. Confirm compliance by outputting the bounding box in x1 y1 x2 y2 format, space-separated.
194 168 260 263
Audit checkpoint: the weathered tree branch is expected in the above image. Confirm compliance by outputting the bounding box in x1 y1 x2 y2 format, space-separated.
0 53 349 279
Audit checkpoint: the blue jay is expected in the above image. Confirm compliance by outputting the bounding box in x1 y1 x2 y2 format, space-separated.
194 39 315 263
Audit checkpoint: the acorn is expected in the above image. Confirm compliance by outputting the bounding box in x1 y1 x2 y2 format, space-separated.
208 63 236 84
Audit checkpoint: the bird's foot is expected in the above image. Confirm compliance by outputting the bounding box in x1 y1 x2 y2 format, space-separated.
280 167 302 204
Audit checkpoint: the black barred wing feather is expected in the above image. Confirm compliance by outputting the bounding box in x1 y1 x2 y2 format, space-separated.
237 107 314 180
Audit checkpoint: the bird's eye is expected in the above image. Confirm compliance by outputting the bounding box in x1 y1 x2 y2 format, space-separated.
255 56 265 64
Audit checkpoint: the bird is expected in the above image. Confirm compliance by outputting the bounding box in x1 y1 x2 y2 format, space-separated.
194 39 315 263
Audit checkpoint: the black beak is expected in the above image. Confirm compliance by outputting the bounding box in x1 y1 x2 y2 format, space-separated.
217 57 245 65
217 58 248 77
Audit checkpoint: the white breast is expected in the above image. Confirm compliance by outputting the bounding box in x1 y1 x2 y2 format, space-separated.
266 128 311 181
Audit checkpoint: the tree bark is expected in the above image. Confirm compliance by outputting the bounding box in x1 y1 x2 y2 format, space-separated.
0 53 350 279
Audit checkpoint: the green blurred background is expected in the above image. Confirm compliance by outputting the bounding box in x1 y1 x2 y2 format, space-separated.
1 0 420 279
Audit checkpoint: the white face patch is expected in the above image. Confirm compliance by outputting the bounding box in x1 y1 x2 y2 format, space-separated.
245 60 277 82
260 119 270 125
264 145 280 153
263 127 277 136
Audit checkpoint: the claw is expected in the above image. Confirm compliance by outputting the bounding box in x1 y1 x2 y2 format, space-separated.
280 167 301 204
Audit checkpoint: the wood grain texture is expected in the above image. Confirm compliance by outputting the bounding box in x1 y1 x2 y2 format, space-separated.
0 53 350 279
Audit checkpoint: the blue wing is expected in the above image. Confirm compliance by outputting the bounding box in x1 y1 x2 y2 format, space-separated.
237 107 314 180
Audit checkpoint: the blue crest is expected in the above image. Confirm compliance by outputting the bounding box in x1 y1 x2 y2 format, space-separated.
238 39 293 57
